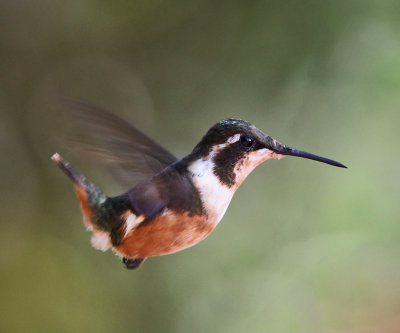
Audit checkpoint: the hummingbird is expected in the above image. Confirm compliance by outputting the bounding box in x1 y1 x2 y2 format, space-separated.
52 101 346 269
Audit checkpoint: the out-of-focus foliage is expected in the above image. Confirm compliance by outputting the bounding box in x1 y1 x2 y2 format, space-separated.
1 1 400 332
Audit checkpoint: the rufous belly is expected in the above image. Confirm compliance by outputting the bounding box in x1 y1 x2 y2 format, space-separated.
115 211 214 259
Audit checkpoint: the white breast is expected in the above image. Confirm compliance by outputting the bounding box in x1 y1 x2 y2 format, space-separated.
188 136 240 224
187 134 283 224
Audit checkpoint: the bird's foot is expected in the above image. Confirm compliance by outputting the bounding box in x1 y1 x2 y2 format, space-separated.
122 257 146 269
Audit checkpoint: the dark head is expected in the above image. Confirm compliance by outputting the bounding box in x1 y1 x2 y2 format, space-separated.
188 118 346 188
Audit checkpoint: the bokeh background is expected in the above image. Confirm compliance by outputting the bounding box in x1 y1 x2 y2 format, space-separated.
1 1 400 332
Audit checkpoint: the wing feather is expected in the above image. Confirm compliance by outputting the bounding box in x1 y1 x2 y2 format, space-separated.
61 99 178 188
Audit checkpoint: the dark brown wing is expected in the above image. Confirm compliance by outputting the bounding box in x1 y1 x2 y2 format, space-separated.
61 99 178 188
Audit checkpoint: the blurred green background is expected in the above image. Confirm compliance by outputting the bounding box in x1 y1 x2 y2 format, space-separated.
1 1 400 332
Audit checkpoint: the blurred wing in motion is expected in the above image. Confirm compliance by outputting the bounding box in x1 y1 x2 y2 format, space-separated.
61 99 178 188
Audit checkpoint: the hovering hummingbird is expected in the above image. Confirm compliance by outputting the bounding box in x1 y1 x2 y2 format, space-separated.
52 101 346 269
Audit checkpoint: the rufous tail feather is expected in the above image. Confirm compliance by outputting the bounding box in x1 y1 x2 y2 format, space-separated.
51 153 127 231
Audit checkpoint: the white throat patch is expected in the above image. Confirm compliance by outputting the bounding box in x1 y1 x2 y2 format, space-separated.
188 134 240 224
188 134 284 224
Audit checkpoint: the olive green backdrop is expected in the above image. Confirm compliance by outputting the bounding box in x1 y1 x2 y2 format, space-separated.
1 1 400 332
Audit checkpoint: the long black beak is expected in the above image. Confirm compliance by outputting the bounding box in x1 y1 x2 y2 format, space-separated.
272 146 347 168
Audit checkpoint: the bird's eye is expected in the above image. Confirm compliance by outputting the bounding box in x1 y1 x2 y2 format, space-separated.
240 135 254 148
